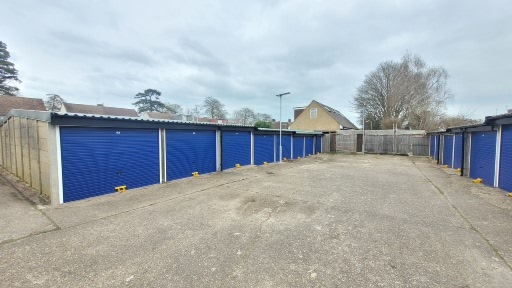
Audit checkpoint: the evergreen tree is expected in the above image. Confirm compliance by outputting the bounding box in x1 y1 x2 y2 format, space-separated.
133 89 166 113
0 41 21 96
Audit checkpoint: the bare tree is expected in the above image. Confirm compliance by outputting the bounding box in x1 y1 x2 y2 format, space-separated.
434 113 481 131
352 52 452 130
232 107 256 125
164 103 183 114
254 112 273 123
186 105 202 122
44 94 64 111
202 96 227 119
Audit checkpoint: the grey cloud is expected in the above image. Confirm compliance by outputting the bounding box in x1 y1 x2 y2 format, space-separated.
1 0 511 122
49 30 155 66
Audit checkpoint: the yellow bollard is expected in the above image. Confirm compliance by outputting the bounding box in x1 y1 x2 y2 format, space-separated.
235 164 241 169
455 168 461 173
263 162 268 166
191 172 199 178
472 178 482 184
115 185 127 193
283 158 288 162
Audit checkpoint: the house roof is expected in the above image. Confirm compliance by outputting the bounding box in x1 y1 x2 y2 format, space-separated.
144 111 173 120
0 95 46 116
62 102 139 117
313 100 357 129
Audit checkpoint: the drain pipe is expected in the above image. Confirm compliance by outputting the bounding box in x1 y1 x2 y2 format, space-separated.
436 134 441 165
460 128 465 177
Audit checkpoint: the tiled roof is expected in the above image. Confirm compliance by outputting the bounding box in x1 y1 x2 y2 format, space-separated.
0 95 46 116
145 112 173 120
314 100 357 129
62 102 139 117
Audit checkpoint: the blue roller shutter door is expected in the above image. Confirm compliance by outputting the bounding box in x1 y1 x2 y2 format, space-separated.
443 135 454 167
276 135 292 160
222 131 251 169
433 135 440 161
166 130 216 181
293 136 305 159
499 125 512 192
430 135 439 160
315 136 322 153
470 131 497 186
453 133 463 170
429 135 435 158
60 127 160 202
254 134 275 165
305 136 314 156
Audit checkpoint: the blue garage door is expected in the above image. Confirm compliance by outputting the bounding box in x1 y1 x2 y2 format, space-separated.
254 134 275 165
315 136 322 153
293 136 305 159
453 133 463 170
470 131 497 186
166 129 217 181
222 131 251 170
305 136 314 156
434 135 440 161
430 135 437 159
443 135 454 167
499 125 512 192
276 134 292 161
60 127 160 203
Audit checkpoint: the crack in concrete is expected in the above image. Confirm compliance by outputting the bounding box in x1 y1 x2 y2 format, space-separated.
61 175 260 230
411 159 512 272
1 161 304 246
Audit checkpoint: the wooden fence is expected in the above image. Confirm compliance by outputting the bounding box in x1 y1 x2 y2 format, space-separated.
322 130 429 156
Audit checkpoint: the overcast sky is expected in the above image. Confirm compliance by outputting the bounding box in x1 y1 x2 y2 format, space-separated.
2 0 511 125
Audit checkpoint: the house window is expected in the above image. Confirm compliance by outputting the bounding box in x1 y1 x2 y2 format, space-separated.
310 108 317 118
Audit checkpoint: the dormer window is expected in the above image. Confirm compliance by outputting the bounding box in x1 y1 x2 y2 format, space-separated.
310 108 317 118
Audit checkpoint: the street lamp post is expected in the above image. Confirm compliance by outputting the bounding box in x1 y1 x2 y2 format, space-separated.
365 120 372 130
362 108 365 155
276 92 290 163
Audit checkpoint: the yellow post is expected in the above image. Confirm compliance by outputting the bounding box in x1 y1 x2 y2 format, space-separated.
115 185 127 193
235 164 241 169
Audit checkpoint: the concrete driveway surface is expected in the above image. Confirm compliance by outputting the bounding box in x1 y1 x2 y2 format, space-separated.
1 154 511 287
